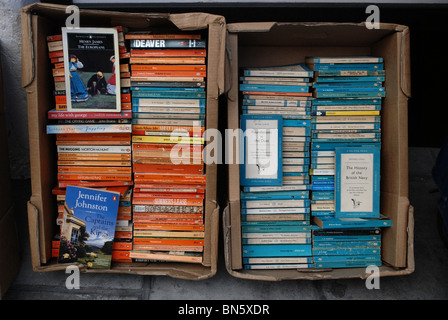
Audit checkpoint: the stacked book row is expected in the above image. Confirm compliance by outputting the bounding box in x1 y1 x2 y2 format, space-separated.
239 64 314 269
306 56 388 268
127 32 208 264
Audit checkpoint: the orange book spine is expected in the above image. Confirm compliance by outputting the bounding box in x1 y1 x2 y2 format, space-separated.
132 143 203 152
132 198 203 206
133 173 206 184
112 242 133 250
132 238 204 246
56 140 131 146
132 244 203 252
242 91 312 97
130 49 206 57
111 250 131 261
129 57 206 65
134 183 205 190
120 52 130 59
56 103 67 111
133 163 203 175
49 50 63 58
54 95 67 104
118 206 132 214
121 102 132 110
131 70 206 77
133 223 204 231
54 76 65 82
121 93 131 103
131 64 206 71
54 62 65 69
58 160 131 167
57 173 132 181
133 212 203 220
117 213 132 221
56 133 131 141
58 180 133 188
133 192 204 200
47 34 62 42
57 166 132 174
114 231 133 239
133 218 203 225
58 153 132 161
53 68 65 77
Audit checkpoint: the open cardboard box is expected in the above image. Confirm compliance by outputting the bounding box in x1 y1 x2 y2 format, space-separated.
21 3 225 280
224 22 415 280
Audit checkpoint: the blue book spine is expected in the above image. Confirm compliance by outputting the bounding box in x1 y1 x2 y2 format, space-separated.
311 142 381 151
131 86 204 92
242 225 312 233
313 86 384 92
311 98 382 106
241 208 311 214
243 99 312 107
314 260 382 268
313 63 384 71
313 234 381 241
312 247 381 256
240 84 309 93
310 57 383 63
315 70 385 77
131 90 206 98
313 81 383 88
312 241 381 248
132 97 206 107
240 190 310 200
241 220 310 226
242 244 313 257
311 191 334 200
311 138 381 143
242 257 314 264
313 254 381 263
315 76 385 82
315 217 392 229
313 91 385 98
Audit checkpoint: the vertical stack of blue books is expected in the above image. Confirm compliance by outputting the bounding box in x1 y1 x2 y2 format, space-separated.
239 63 315 269
305 56 390 268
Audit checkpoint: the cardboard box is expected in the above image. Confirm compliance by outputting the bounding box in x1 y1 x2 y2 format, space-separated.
0 53 20 298
224 22 414 280
22 3 225 280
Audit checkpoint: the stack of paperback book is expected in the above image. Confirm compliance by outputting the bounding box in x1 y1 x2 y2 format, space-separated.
47 34 67 110
306 56 390 268
46 27 135 267
239 64 315 269
126 33 207 263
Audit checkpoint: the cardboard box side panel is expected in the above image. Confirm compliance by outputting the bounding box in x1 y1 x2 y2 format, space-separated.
227 33 241 203
229 200 242 270
372 32 410 268
0 206 20 298
25 15 58 265
233 23 395 47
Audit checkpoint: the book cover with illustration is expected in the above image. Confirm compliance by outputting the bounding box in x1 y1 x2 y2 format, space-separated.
58 185 120 269
62 27 121 112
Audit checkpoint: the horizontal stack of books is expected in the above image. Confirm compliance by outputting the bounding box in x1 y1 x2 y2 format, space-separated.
126 33 207 264
239 64 314 270
306 56 389 268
